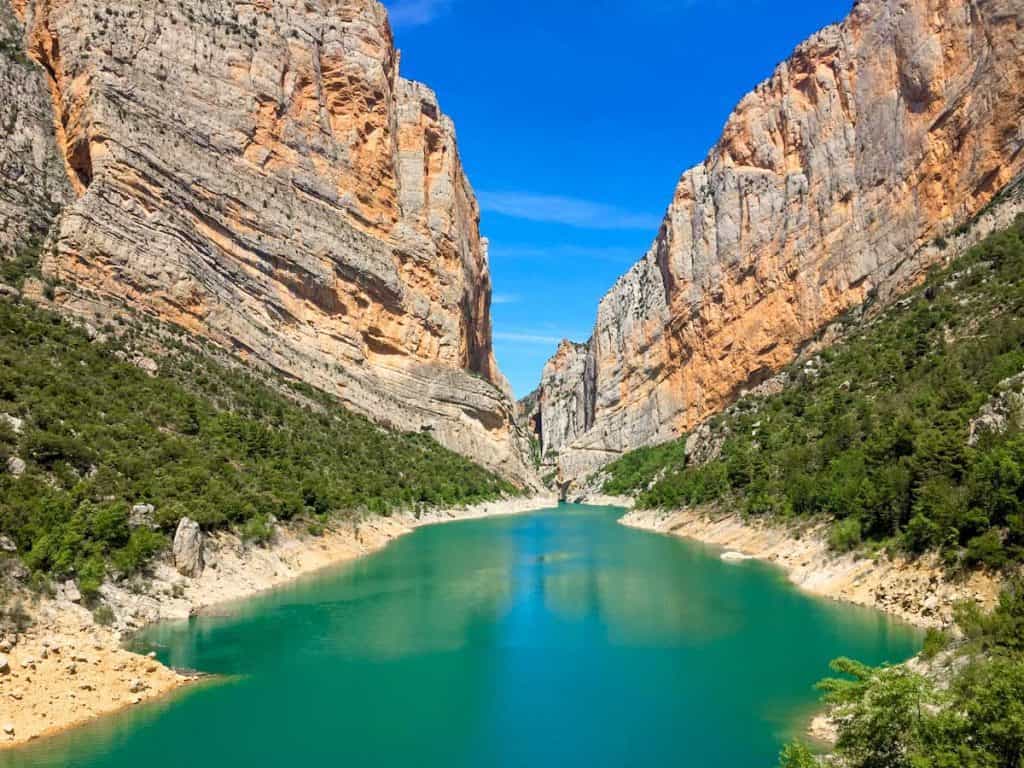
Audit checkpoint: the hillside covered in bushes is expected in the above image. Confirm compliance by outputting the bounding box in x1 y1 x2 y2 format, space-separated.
601 216 1024 572
0 300 518 598
780 578 1024 768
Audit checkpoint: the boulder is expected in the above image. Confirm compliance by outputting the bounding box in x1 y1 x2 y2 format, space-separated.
61 580 82 603
0 535 16 553
5 561 26 582
968 379 1024 446
133 357 159 377
129 504 157 530
0 655 8 674
173 518 204 577
5 457 25 477
0 414 24 434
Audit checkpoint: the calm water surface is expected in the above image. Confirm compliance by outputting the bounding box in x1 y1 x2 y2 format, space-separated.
6 504 920 767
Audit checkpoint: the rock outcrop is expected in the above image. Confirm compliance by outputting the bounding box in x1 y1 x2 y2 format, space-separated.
173 518 204 578
1 0 535 486
968 372 1024 447
535 340 593 457
538 0 1024 482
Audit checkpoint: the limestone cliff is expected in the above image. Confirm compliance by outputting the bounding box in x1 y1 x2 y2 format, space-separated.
1 0 536 485
0 6 72 256
539 0 1024 482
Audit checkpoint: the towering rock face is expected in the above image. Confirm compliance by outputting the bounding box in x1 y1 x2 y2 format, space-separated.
541 0 1024 482
534 340 592 458
2 0 536 485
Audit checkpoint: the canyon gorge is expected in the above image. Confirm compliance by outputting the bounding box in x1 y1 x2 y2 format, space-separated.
9 0 1024 493
531 0 1024 485
4 0 1024 763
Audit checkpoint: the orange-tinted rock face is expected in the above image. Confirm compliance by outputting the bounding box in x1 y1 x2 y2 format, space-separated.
5 0 534 484
542 0 1024 482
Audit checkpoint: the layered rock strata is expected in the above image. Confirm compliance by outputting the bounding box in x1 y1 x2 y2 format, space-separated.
1 0 535 485
539 0 1024 481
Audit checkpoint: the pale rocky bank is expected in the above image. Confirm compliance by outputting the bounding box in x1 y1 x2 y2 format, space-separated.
534 0 1024 484
0 495 555 749
621 506 1002 629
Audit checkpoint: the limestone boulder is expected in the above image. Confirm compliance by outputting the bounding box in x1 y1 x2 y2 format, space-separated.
129 504 157 530
173 518 204 578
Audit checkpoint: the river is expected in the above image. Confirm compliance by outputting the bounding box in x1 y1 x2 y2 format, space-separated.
5 504 920 767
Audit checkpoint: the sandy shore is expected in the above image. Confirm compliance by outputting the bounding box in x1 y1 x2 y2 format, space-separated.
621 507 1002 628
0 494 556 749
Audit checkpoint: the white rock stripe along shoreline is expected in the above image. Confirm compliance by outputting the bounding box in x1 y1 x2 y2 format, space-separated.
0 495 557 750
619 506 1002 629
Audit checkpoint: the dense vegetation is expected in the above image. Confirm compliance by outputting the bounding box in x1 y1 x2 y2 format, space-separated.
602 216 1024 571
0 300 517 598
780 581 1024 768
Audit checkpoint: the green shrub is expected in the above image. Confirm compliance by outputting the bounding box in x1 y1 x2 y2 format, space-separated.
920 628 951 660
829 518 862 553
0 597 30 633
240 514 274 546
777 741 817 768
92 604 115 626
964 530 1007 570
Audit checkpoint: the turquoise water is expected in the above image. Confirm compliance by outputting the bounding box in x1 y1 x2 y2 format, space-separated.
6 504 920 767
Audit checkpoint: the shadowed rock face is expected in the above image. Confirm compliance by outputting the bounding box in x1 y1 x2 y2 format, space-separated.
2 0 536 485
539 0 1024 482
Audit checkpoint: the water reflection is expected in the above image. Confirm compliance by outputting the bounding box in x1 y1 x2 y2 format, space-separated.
3 505 921 768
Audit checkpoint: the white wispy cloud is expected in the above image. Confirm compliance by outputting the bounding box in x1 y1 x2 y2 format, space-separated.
494 331 587 345
479 191 662 231
489 243 642 264
385 0 452 27
493 332 564 345
492 293 520 305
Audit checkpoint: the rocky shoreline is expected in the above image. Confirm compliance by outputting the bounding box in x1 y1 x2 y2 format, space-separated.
620 507 1002 629
0 495 556 750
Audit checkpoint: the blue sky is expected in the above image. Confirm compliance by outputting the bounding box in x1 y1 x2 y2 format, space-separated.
384 0 853 398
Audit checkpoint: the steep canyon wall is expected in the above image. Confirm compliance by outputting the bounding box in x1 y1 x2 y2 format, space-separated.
538 0 1024 482
0 0 536 485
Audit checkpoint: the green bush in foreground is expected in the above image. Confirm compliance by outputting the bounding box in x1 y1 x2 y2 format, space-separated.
780 583 1024 768
0 300 517 590
602 215 1024 571
778 741 817 768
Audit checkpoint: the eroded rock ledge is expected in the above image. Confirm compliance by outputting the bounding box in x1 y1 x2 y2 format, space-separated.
621 506 1001 629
